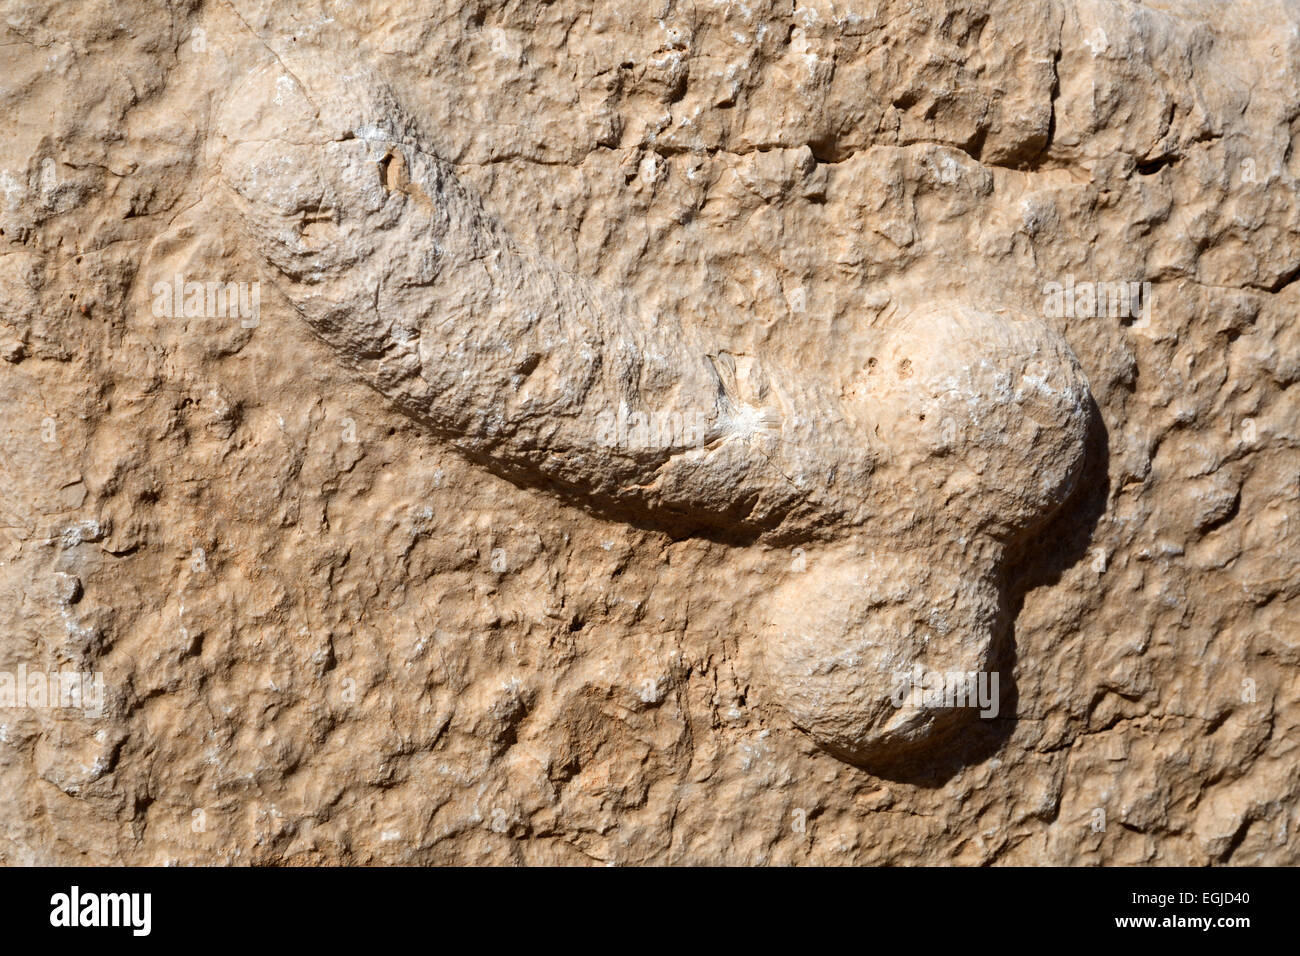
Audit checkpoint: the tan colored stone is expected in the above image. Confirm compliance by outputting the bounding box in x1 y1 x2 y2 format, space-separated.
0 0 1296 865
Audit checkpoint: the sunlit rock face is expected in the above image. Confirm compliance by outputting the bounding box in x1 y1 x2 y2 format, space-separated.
0 0 1296 866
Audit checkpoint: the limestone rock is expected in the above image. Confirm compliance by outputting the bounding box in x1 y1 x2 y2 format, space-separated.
0 0 1296 865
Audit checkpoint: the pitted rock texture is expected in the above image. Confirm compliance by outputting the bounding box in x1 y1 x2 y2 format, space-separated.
216 51 1091 766
0 0 1297 864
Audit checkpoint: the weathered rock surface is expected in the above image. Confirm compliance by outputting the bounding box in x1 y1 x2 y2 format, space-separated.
0 0 1297 864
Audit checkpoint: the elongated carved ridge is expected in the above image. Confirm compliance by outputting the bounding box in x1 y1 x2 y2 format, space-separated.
215 53 1093 768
